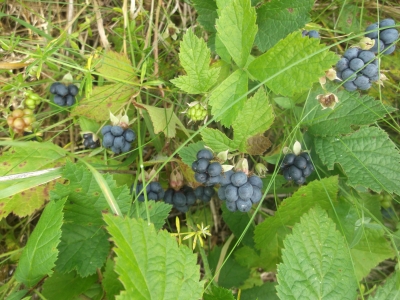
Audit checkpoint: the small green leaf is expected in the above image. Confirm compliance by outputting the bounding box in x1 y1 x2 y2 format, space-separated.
216 0 257 68
102 259 124 300
139 104 178 138
130 200 172 231
192 0 218 32
171 29 220 94
370 272 400 300
248 32 338 97
254 176 339 252
232 87 274 152
302 88 396 136
201 128 238 153
276 207 358 300
255 0 315 52
203 285 235 300
96 50 137 82
104 215 203 300
208 69 248 127
314 126 400 195
15 198 66 287
178 141 206 167
42 271 97 300
78 116 101 134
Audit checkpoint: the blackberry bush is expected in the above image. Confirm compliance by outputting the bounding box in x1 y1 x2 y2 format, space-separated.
164 186 196 213
131 181 165 202
101 125 136 154
82 133 100 149
6 108 36 134
281 152 314 185
365 18 398 55
192 149 222 186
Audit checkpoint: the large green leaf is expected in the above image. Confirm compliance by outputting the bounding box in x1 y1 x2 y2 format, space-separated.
216 0 257 68
96 50 137 82
0 142 67 220
208 69 248 127
370 272 400 300
192 0 218 32
276 207 358 300
254 176 339 252
51 161 131 277
232 87 274 152
329 200 395 281
15 198 66 287
314 126 400 195
171 29 220 94
201 128 238 153
71 83 136 121
248 32 338 97
255 0 314 52
302 87 395 136
104 215 203 300
42 271 97 300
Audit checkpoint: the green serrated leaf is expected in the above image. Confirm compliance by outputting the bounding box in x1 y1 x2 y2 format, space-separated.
329 200 395 281
42 271 97 300
171 30 220 94
208 69 248 127
96 50 137 82
232 87 274 152
201 128 238 153
248 32 338 97
276 207 358 300
222 205 255 248
178 141 206 167
102 259 124 300
241 282 279 300
254 176 339 252
51 161 131 277
56 223 111 277
314 127 400 195
302 88 396 136
203 285 235 300
15 198 65 287
130 200 172 231
216 0 257 68
139 104 178 138
255 0 314 52
192 0 218 32
71 83 136 121
104 215 203 300
370 272 400 300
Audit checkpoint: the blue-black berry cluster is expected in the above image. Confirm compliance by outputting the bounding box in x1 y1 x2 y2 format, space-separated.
101 125 136 154
194 186 215 203
302 30 320 38
83 133 100 149
131 181 165 201
50 82 78 106
218 170 263 213
192 149 222 186
281 152 314 185
366 19 398 55
164 186 196 213
336 48 379 91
